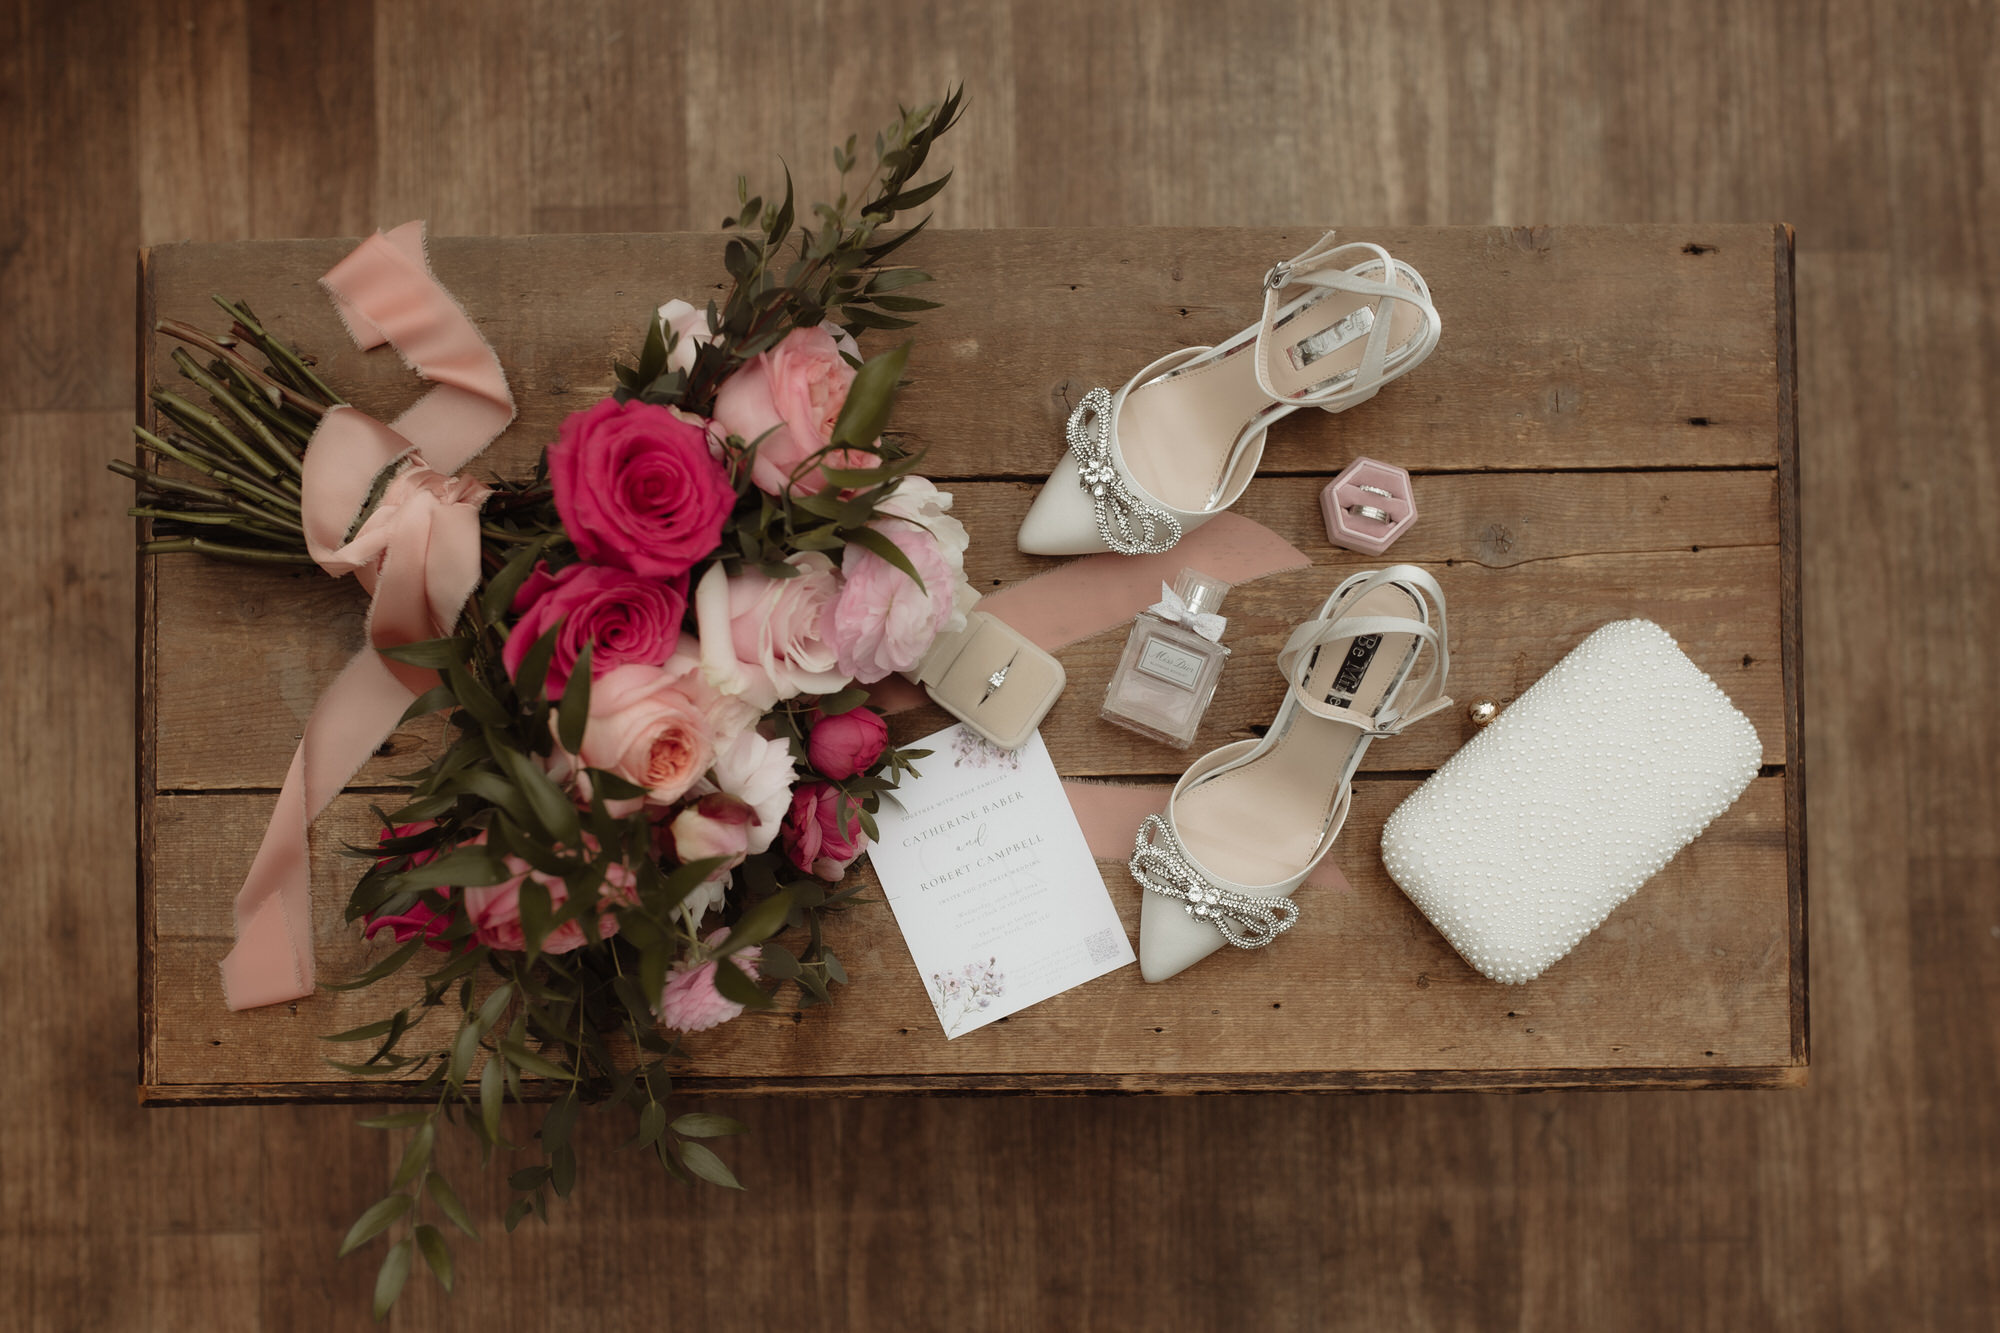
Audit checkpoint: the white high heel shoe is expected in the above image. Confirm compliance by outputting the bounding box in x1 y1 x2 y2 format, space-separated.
1131 565 1451 982
1018 234 1442 557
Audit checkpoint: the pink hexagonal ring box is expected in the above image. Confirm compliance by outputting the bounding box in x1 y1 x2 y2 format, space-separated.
1320 457 1417 555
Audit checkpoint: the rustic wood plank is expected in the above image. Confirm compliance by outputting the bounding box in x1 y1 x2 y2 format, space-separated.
142 224 1783 480
147 776 1792 1094
150 470 1785 789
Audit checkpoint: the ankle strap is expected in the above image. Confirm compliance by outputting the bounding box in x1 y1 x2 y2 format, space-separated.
1253 232 1434 406
1276 565 1452 735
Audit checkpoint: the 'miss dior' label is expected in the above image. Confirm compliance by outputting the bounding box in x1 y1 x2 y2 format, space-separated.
1137 637 1207 690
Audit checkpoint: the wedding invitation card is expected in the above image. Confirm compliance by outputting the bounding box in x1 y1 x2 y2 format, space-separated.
868 724 1134 1038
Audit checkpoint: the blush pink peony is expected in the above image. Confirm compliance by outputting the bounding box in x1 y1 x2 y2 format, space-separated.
549 397 736 580
502 560 687 699
711 324 873 496
692 552 848 709
656 930 764 1032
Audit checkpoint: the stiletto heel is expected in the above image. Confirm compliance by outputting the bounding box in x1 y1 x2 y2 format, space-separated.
1018 234 1442 556
1131 565 1452 982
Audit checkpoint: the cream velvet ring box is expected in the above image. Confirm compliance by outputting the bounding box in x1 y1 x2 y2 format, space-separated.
1380 619 1761 984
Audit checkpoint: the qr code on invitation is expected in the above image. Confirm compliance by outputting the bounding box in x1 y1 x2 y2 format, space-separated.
1084 928 1123 964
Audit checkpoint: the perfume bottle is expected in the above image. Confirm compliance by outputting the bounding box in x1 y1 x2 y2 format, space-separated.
1101 569 1232 748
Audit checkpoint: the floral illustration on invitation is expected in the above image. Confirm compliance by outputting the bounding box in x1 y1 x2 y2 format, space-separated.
929 956 1008 1035
115 93 966 1316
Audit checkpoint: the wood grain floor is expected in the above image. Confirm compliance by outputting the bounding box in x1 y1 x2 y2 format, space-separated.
2 1 1994 1328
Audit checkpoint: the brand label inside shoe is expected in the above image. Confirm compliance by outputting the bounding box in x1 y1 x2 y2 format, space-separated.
1322 634 1383 707
1287 306 1375 371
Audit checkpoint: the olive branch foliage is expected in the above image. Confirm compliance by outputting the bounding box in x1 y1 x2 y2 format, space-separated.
119 89 961 1320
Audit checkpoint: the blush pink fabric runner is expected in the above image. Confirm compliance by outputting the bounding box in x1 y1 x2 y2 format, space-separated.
220 223 515 1011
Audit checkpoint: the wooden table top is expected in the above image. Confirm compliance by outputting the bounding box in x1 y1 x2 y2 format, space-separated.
137 223 1805 1102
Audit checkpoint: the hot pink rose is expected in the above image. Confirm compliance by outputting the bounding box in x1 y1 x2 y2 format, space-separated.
549 397 736 580
807 706 889 780
463 855 638 955
657 930 764 1032
782 781 869 880
711 325 873 496
692 552 848 709
502 560 687 699
362 822 462 952
573 647 758 810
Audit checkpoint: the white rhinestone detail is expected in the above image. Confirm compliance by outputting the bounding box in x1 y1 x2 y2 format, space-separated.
1130 815 1298 950
1065 387 1182 556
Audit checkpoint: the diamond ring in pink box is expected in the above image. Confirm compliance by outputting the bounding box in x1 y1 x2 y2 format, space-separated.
1320 457 1417 554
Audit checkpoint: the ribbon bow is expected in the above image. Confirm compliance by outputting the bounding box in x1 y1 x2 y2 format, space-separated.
1147 581 1226 642
219 222 515 1011
1129 815 1299 950
1065 387 1182 555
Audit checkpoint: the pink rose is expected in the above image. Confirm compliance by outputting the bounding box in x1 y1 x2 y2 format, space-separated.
657 930 764 1032
692 552 848 709
549 397 736 580
463 854 638 955
657 298 713 375
807 707 888 780
576 659 726 809
782 782 869 880
711 325 873 496
502 560 687 699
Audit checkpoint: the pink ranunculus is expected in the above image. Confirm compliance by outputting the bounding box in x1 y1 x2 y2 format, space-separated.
549 397 736 581
692 552 849 709
807 706 889 780
781 781 869 881
657 930 764 1032
463 855 638 955
501 560 687 700
711 324 873 496
657 298 713 375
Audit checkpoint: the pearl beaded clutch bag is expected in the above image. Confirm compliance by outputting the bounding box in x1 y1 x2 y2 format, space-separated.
1379 619 1761 984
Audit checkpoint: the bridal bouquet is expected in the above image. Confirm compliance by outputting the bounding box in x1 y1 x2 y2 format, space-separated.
119 93 963 1316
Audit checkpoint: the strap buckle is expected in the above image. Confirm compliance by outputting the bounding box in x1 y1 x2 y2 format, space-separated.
1263 259 1293 291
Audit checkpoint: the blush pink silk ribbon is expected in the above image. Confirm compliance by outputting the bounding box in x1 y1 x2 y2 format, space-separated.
220 222 515 1011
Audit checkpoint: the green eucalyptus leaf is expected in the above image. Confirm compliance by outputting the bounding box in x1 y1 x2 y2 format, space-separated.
717 888 793 955
397 685 456 727
503 1198 533 1232
337 1193 412 1257
502 1041 575 1083
481 534 556 623
497 745 581 846
671 1112 748 1138
414 1224 453 1294
391 1120 435 1191
323 939 422 992
479 1050 505 1145
840 524 925 592
828 342 909 450
395 846 514 892
372 1238 413 1320
556 643 593 753
678 1140 744 1190
376 637 471 669
711 957 769 1009
426 1173 478 1237
510 624 561 705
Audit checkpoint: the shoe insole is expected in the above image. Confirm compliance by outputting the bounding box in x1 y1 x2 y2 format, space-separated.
1172 584 1425 889
1120 265 1429 514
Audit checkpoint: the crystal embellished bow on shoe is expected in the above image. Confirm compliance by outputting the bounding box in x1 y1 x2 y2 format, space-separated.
1063 387 1181 555
1130 814 1300 950
1017 232 1442 557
